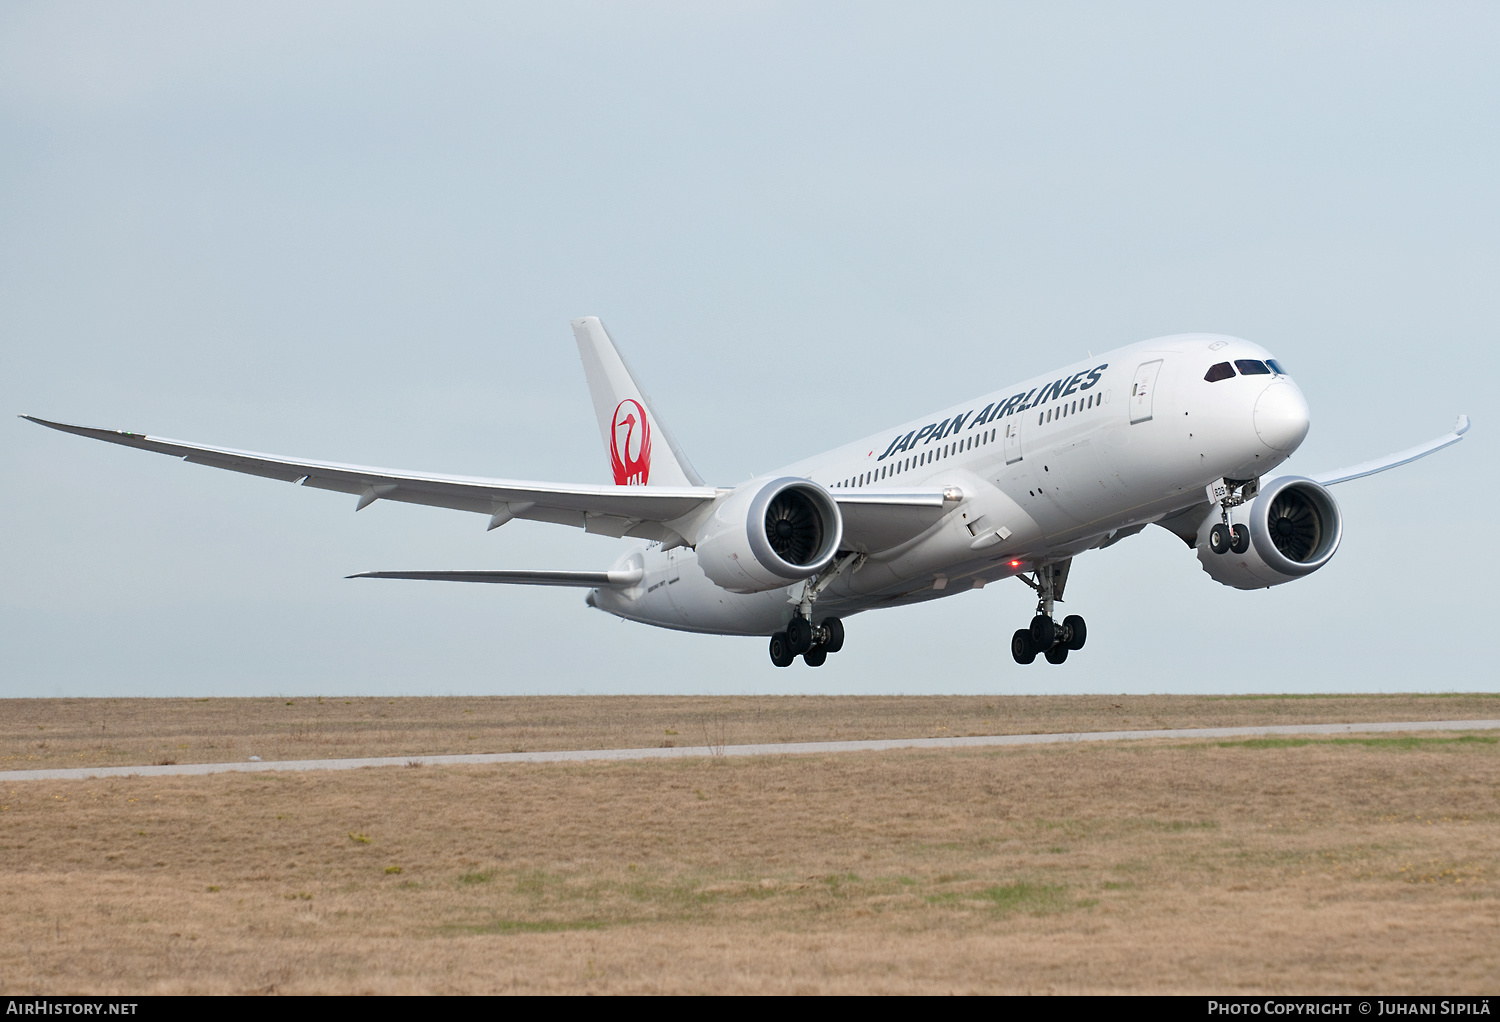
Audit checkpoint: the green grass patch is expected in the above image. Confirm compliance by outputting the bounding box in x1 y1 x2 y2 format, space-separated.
1216 735 1495 751
458 872 492 885
980 882 1068 912
928 881 1073 915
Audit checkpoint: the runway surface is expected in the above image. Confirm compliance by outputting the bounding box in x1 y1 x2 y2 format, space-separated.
3 718 1497 783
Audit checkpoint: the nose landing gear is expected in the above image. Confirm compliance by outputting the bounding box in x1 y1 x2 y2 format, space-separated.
1206 478 1258 556
1011 561 1087 666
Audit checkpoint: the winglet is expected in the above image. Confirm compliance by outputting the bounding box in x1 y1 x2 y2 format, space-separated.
571 317 704 487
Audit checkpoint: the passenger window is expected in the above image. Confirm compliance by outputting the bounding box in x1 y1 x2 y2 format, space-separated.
1267 359 1287 375
1235 359 1271 375
1204 362 1235 383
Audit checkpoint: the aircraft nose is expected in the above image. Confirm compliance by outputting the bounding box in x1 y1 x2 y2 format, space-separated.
1253 381 1310 452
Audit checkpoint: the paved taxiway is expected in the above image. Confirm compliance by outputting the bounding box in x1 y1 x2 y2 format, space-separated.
2 718 1496 782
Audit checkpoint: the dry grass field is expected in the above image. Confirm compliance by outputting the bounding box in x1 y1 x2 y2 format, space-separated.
1 695 1497 994
3 692 1498 770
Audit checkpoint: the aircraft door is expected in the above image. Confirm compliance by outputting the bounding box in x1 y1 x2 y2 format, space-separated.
1003 420 1023 464
1129 359 1163 424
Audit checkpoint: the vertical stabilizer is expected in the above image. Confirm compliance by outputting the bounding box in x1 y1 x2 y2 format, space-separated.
571 317 704 487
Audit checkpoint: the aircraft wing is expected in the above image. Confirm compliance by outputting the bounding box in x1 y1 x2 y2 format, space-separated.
23 415 962 555
1312 415 1470 486
21 416 719 543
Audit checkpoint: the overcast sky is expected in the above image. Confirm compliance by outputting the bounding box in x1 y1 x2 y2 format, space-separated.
2 2 1495 697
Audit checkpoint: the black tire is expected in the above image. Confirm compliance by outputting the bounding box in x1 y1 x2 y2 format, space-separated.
1011 629 1037 665
803 647 828 667
1029 614 1056 650
1044 643 1069 664
1209 523 1232 555
821 618 845 654
1062 614 1087 651
1230 524 1250 554
785 616 812 655
768 632 795 668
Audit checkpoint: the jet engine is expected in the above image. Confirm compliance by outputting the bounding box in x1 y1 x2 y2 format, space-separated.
1196 475 1342 590
695 477 844 594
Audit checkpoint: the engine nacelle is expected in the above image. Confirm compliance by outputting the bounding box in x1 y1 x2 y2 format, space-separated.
1196 475 1343 590
695 477 844 594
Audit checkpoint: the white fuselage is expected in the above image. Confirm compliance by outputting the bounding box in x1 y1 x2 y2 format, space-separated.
589 333 1309 635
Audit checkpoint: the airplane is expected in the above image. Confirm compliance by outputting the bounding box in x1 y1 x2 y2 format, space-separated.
24 318 1469 668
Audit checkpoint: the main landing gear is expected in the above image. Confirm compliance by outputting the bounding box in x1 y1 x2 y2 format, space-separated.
769 617 844 668
1206 477 1257 556
1011 561 1087 666
768 552 861 668
1011 614 1086 665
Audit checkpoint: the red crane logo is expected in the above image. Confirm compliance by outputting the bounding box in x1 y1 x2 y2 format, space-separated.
610 399 652 485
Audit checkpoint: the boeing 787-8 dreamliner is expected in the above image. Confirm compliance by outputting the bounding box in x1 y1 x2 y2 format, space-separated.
25 318 1468 668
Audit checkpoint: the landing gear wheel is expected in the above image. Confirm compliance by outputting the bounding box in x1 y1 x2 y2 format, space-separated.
803 647 828 667
1062 614 1087 651
1011 629 1037 665
1044 643 1070 664
785 616 813 655
768 632 795 668
1229 524 1250 554
1209 523 1232 555
821 618 845 654
1029 615 1056 650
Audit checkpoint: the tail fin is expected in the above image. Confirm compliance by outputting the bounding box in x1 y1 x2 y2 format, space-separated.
571 316 704 487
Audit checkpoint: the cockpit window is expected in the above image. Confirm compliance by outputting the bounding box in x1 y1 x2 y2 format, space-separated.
1204 361 1235 383
1235 359 1271 375
1266 359 1287 375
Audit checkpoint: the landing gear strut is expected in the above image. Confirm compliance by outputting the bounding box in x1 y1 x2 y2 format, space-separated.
767 553 860 667
1206 478 1258 556
1011 562 1087 666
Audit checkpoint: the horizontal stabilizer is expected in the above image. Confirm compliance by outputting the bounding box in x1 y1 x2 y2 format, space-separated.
348 568 644 587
